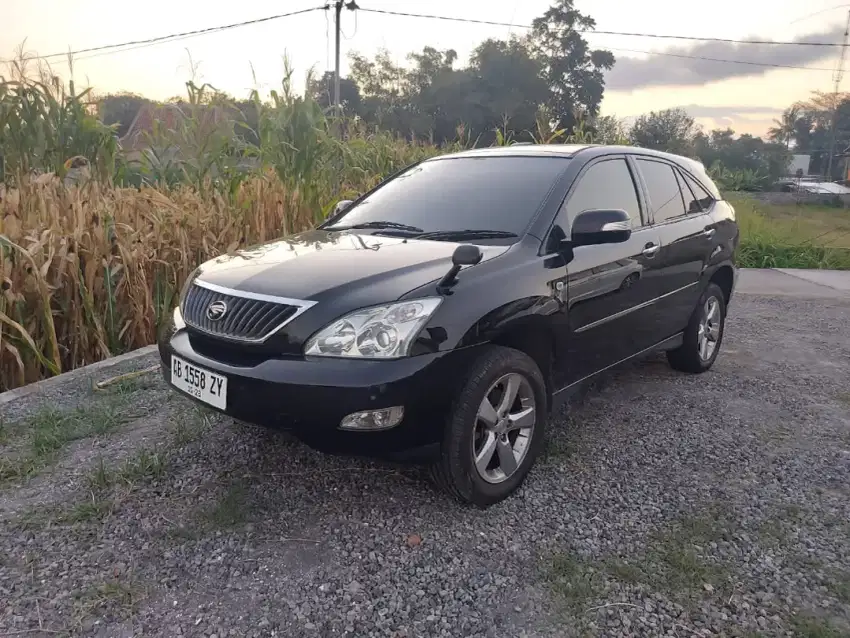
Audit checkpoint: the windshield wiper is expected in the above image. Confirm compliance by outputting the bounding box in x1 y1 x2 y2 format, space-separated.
415 229 518 241
329 221 424 233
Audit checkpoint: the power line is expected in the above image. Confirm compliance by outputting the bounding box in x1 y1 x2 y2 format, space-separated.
72 32 219 62
790 3 850 25
358 7 846 47
608 47 837 72
4 3 841 75
5 6 326 63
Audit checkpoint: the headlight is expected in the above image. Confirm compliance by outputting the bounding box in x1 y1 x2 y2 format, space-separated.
178 267 201 311
304 298 442 359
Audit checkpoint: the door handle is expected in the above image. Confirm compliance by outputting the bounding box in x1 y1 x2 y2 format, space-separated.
703 227 716 239
642 243 660 257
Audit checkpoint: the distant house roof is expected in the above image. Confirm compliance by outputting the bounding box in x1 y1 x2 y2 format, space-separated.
798 181 850 194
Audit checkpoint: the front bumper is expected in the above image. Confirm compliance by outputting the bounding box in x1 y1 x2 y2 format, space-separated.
158 321 480 461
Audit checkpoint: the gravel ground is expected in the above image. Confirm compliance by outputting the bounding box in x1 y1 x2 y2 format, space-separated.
1 292 849 638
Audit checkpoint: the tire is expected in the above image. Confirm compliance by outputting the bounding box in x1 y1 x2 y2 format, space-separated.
429 345 547 508
666 282 727 374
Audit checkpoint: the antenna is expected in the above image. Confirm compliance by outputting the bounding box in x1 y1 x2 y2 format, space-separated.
826 9 850 180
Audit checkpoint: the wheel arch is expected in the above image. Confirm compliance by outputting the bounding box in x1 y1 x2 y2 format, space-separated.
707 263 735 305
487 319 556 411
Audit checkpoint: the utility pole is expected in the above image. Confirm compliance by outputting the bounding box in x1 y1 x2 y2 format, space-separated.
332 1 358 118
333 0 343 118
826 9 850 181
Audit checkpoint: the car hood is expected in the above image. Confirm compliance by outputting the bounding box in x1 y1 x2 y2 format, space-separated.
192 229 509 305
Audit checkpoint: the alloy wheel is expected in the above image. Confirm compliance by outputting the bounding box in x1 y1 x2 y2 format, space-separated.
472 372 536 484
697 296 721 362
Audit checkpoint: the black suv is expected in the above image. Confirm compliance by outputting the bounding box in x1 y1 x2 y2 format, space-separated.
159 144 739 507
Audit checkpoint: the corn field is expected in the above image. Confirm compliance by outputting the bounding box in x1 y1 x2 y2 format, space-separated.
0 55 615 391
0 63 443 390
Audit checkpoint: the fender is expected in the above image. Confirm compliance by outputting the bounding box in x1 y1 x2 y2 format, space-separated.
401 236 564 357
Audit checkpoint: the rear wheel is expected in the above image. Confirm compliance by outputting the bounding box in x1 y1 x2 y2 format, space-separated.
429 346 547 508
667 282 726 373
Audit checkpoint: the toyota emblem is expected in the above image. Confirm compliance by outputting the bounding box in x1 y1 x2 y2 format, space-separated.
206 300 228 321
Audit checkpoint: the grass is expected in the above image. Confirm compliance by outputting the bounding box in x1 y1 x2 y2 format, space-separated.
171 405 215 446
72 578 146 628
589 508 735 598
731 194 850 269
604 559 644 585
650 544 727 592
826 571 850 604
13 446 170 528
0 399 141 484
646 510 734 593
115 448 167 485
86 457 112 491
791 615 845 637
548 552 604 611
60 494 116 524
547 510 732 613
204 482 251 528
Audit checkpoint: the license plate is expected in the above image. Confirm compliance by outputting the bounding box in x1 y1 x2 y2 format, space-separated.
169 355 227 410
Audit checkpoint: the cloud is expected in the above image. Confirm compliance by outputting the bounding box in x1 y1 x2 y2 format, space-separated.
678 104 782 118
604 24 845 91
612 105 785 136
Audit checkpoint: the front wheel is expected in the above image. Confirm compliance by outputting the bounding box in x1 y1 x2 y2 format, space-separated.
667 282 727 373
429 346 547 508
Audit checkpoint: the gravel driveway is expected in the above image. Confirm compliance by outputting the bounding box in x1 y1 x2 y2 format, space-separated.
1 289 849 638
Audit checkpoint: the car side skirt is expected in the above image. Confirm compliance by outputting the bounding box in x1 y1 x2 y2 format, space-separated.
550 332 684 408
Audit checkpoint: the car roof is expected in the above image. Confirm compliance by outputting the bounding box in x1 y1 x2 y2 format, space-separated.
431 143 705 169
426 143 719 198
434 144 591 160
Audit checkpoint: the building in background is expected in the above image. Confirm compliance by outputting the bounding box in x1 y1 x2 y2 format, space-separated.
789 154 811 177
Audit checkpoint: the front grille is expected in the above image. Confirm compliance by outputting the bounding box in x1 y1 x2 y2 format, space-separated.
182 282 300 342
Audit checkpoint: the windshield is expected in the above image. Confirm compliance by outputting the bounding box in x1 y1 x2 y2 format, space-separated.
325 156 571 240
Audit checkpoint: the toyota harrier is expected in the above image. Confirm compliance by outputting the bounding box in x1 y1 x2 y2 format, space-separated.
159 144 739 507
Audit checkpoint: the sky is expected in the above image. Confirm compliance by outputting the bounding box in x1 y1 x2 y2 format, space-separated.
4 0 850 137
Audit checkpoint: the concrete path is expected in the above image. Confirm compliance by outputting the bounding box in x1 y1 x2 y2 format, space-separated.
736 268 850 299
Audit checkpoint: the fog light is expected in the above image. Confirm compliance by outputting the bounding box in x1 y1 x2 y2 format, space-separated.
340 406 404 431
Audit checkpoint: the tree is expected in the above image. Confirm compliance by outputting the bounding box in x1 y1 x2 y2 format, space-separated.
795 91 850 178
348 41 547 145
629 108 697 155
466 39 549 144
345 0 615 143
792 113 814 153
528 0 615 132
98 93 154 137
348 49 412 133
767 106 800 149
693 127 790 184
591 114 629 144
306 71 362 116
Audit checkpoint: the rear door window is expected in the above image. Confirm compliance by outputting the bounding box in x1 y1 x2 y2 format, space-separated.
680 171 715 212
636 159 688 224
675 171 704 215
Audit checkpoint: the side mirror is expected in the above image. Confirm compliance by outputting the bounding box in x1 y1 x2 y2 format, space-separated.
437 244 483 294
333 199 353 215
452 244 483 267
570 209 632 247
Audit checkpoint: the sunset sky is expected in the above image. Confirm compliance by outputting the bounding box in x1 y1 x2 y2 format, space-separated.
3 0 848 136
